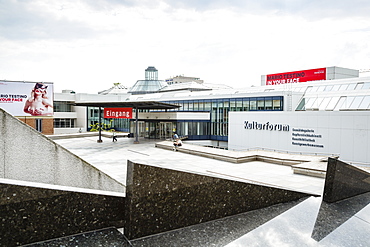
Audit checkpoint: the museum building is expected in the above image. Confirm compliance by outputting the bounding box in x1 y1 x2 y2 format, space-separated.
55 66 370 166
2 66 370 165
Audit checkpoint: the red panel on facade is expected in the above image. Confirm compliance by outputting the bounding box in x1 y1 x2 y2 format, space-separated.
104 107 133 119
266 68 326 85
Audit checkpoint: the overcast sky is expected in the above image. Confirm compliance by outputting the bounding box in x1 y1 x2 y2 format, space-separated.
1 0 370 93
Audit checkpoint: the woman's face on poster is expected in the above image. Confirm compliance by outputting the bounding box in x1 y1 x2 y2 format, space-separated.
34 87 47 95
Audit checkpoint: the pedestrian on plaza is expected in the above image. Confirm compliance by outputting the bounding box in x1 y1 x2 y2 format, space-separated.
112 130 117 142
173 132 179 140
173 138 182 151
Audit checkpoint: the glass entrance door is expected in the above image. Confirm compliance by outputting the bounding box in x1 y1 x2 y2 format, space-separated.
159 122 174 139
144 121 175 139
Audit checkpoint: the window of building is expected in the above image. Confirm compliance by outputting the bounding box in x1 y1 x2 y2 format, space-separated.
35 119 42 132
347 84 356 91
334 96 355 110
193 101 199 111
332 84 341 91
223 101 229 123
317 86 326 92
158 96 283 140
235 99 243 111
297 97 342 111
319 97 331 110
273 99 282 110
305 97 317 110
257 99 265 110
54 101 74 112
86 107 130 132
296 99 305 111
343 96 355 109
183 101 189 111
177 101 184 111
198 100 204 111
89 108 100 118
310 86 319 92
314 98 324 109
204 101 211 111
230 100 236 111
355 83 364 90
176 121 209 137
188 101 194 111
362 82 370 89
54 118 76 128
348 96 364 109
243 99 250 111
358 95 370 109
222 123 228 136
325 97 340 110
250 99 257 110
339 84 348 91
334 97 346 111
265 98 273 110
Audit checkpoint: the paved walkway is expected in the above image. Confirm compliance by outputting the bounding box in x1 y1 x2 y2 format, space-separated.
156 140 329 178
54 136 325 195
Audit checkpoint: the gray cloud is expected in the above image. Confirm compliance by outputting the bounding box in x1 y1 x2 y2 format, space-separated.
81 0 137 10
1 0 369 42
160 0 370 19
56 0 370 18
0 1 96 41
77 0 370 21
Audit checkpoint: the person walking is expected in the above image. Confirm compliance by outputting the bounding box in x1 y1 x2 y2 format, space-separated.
112 130 117 142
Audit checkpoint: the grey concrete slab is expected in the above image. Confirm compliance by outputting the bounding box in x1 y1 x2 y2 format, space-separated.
0 109 124 193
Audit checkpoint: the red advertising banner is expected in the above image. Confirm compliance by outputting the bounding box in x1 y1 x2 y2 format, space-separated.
104 107 132 119
0 81 54 116
266 68 326 85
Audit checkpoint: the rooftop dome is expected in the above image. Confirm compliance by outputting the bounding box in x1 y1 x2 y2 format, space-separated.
128 80 166 94
128 66 166 94
98 83 129 95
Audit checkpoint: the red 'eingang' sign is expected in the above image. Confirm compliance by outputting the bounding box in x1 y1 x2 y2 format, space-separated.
104 107 132 119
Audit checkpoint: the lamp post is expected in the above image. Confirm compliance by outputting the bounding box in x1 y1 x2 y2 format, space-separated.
97 107 103 143
134 106 139 144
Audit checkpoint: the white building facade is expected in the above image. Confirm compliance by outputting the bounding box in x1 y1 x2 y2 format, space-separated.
50 66 370 165
228 111 370 165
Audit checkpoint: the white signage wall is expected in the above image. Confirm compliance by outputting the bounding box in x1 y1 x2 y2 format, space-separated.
0 81 54 117
228 111 370 165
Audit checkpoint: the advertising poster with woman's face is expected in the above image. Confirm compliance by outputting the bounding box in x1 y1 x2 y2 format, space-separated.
0 81 54 116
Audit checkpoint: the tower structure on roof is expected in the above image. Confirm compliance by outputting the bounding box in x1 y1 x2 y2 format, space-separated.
145 66 158 80
128 66 166 95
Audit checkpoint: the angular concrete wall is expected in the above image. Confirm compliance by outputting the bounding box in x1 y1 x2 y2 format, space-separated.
323 157 370 203
0 179 125 246
0 108 125 193
124 161 318 240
